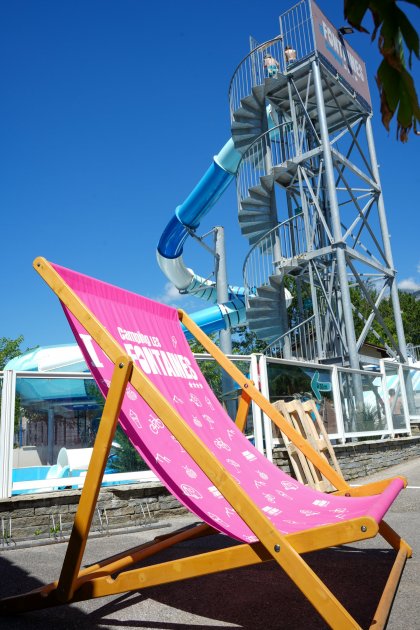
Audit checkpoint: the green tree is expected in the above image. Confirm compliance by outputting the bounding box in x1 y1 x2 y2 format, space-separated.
111 426 149 472
344 0 420 141
189 334 223 399
0 335 25 370
231 325 267 355
396 291 420 345
351 285 420 347
0 336 28 435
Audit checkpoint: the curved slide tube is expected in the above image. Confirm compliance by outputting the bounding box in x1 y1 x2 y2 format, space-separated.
157 138 247 337
156 103 292 338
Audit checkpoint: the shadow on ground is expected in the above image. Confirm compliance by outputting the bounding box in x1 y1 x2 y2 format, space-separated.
0 533 399 630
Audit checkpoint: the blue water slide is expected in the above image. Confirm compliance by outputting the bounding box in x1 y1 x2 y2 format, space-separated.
156 102 292 337
157 138 248 337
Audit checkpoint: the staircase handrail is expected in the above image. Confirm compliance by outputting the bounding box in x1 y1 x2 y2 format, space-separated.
228 35 284 115
242 212 304 297
264 313 317 358
236 121 296 203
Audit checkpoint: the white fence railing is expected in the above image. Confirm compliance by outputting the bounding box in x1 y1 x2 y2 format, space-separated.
1 356 417 497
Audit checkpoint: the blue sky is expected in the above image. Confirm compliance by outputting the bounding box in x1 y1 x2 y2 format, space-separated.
1 0 419 352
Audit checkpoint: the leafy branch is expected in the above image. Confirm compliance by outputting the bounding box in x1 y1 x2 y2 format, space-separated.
344 0 420 141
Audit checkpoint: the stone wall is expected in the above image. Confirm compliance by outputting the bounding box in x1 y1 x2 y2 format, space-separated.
272 436 420 480
1 436 419 544
0 482 185 543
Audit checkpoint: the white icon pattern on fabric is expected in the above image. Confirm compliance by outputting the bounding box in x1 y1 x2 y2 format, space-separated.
205 396 214 410
129 409 142 428
156 453 171 464
171 336 177 347
226 428 235 441
202 414 215 429
262 506 281 516
126 387 138 401
300 509 320 517
263 493 276 503
242 450 257 462
214 438 231 451
280 480 299 491
148 416 165 434
192 416 203 427
189 394 202 407
254 480 266 489
313 499 329 507
207 513 230 529
181 484 203 499
244 535 258 543
189 381 203 389
275 489 293 501
173 395 183 404
208 486 223 499
183 465 197 479
104 379 111 388
225 507 236 518
226 459 241 472
329 507 348 519
256 470 269 480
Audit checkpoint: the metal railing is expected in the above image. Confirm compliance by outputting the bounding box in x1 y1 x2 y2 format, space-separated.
407 344 420 363
236 123 297 203
260 355 415 450
264 315 318 362
243 213 306 301
228 36 284 117
228 1 315 119
279 0 314 66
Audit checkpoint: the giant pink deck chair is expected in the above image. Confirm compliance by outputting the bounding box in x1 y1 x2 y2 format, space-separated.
0 257 412 629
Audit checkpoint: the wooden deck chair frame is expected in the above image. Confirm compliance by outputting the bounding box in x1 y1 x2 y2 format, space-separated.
0 257 412 630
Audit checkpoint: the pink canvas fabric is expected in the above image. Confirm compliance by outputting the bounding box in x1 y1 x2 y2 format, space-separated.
53 263 404 543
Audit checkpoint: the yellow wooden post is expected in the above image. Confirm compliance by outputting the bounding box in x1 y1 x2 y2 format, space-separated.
56 356 133 602
234 390 251 432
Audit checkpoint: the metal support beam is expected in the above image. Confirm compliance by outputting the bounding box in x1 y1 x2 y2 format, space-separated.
312 60 360 371
365 116 407 362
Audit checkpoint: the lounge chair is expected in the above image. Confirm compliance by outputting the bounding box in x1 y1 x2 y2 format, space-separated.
0 257 412 629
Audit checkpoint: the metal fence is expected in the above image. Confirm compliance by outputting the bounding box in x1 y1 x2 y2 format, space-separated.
228 36 284 118
259 355 416 461
279 0 314 66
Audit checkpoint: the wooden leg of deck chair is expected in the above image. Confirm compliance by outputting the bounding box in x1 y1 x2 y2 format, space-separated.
55 355 133 603
370 540 411 630
0 522 214 614
61 539 365 629
379 520 413 557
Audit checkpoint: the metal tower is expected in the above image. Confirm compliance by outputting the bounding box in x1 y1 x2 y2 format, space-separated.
229 0 407 370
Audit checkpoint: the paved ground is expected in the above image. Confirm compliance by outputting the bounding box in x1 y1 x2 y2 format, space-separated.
0 458 418 630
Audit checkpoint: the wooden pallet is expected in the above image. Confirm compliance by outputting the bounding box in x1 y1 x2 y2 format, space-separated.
273 399 343 492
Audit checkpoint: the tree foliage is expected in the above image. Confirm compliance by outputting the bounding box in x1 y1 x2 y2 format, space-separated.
344 0 420 141
352 285 420 346
0 335 25 370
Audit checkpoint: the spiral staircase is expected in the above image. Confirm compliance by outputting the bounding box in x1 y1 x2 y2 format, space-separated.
230 71 312 348
228 40 379 360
